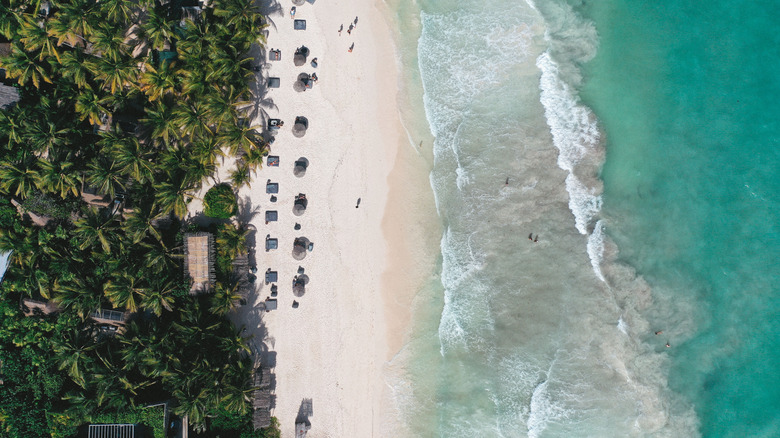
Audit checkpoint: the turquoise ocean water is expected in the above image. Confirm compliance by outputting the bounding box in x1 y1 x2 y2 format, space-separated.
388 0 779 436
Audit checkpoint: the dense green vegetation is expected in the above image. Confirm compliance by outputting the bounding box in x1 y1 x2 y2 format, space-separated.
0 0 277 436
204 184 237 219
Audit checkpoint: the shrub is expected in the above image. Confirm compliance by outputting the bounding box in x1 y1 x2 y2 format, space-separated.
203 184 237 219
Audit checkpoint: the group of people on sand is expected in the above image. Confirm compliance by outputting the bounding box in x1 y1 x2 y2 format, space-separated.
338 16 359 52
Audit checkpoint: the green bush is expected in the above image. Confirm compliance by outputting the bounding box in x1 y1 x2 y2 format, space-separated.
203 184 237 219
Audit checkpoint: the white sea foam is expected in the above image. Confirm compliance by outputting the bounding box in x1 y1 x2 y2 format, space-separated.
587 219 606 281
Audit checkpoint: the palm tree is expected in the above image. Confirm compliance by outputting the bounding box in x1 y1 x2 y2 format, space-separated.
213 0 263 34
242 142 267 170
85 156 126 199
0 110 25 148
141 101 178 145
73 207 118 253
141 6 174 50
230 162 252 189
53 326 97 387
139 63 178 102
122 202 163 244
140 239 181 275
216 223 248 260
0 43 52 88
46 12 85 48
89 22 128 60
210 282 242 316
218 122 261 155
92 352 144 410
179 66 209 100
50 0 97 44
203 86 246 131
0 2 26 40
97 0 135 26
35 158 81 199
23 117 71 156
17 15 61 62
0 162 39 199
138 277 176 316
91 53 137 94
172 381 211 433
99 129 154 183
74 87 109 126
154 174 195 219
173 101 212 140
103 273 145 313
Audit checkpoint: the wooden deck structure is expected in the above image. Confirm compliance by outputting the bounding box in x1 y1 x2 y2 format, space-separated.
183 232 216 294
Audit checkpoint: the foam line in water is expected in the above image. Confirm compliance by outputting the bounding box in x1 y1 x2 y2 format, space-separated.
587 220 606 281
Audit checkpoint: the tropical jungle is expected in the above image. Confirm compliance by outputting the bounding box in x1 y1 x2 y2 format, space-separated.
0 0 276 436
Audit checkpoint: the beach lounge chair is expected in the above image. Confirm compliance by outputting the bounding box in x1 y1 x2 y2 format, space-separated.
266 182 279 194
268 119 283 130
267 156 280 167
267 77 280 88
265 270 278 283
269 49 281 61
294 19 306 30
265 236 278 251
264 299 278 311
265 211 278 222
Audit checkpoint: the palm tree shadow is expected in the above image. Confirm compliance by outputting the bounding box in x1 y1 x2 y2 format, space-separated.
247 0 282 128
256 0 282 31
237 196 260 267
231 284 274 371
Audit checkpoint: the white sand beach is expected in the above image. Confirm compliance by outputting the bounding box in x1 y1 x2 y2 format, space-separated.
186 0 439 436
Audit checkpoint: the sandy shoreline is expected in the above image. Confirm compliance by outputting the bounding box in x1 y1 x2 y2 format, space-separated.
185 0 438 436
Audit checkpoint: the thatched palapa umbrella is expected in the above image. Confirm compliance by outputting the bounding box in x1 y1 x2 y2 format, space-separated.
292 116 308 138
293 47 309 67
292 0 305 5
293 157 309 178
292 237 309 261
293 194 308 216
292 279 305 297
294 73 311 92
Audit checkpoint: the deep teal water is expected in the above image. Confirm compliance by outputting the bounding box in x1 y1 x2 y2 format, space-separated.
581 0 780 436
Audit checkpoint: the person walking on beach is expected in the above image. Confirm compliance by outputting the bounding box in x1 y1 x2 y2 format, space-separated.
338 24 343 35
528 233 533 241
348 43 354 52
290 6 296 18
534 235 539 243
354 16 359 28
505 177 509 186
356 198 361 208
348 23 354 35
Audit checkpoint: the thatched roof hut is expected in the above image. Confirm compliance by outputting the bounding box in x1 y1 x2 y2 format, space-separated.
183 232 216 294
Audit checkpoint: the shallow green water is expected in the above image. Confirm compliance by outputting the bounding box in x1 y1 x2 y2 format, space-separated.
581 0 780 436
